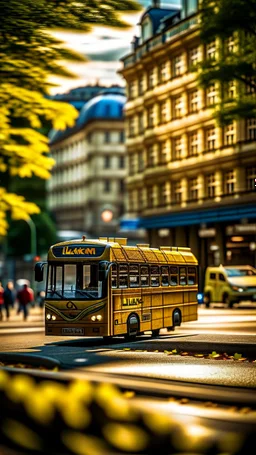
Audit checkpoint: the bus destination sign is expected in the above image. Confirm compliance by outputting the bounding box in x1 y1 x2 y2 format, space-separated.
52 245 106 258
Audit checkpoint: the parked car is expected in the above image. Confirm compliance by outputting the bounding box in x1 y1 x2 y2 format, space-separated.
203 265 256 308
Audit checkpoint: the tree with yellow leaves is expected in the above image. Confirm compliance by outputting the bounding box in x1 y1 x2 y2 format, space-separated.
0 0 141 236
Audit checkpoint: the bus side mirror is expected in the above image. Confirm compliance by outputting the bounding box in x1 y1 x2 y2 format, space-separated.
99 270 105 282
34 262 46 282
99 261 113 281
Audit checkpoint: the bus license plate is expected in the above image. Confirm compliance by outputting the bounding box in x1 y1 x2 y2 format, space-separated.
62 328 84 335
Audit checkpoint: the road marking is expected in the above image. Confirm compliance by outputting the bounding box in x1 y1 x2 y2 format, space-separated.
74 358 88 363
0 328 44 335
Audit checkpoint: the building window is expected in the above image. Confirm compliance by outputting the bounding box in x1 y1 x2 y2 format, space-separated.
245 77 256 95
246 119 256 140
189 177 199 201
147 145 157 167
104 156 110 169
159 61 168 83
173 54 183 77
138 112 144 134
137 152 144 172
159 100 168 123
104 180 111 192
119 131 125 143
120 180 125 192
172 136 183 160
224 170 235 195
224 122 235 145
159 141 168 164
227 80 235 99
205 127 216 151
138 76 144 95
148 68 154 89
189 46 199 68
188 89 199 113
206 173 216 198
173 181 182 204
119 156 125 169
128 81 136 99
129 190 137 212
159 182 169 206
188 131 199 156
206 84 217 106
138 188 143 209
128 117 136 137
148 105 155 127
206 41 216 60
129 154 136 175
147 186 154 208
226 35 235 53
173 95 183 118
105 132 110 143
246 167 256 190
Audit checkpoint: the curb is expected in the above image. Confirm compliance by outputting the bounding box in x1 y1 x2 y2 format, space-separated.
0 353 60 370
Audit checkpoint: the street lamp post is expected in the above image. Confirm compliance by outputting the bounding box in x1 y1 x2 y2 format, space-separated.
24 217 37 292
26 217 37 259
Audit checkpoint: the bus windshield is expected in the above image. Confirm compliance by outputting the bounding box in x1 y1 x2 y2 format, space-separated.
46 262 106 300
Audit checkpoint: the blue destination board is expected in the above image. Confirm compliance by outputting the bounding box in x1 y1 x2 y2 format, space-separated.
52 245 106 258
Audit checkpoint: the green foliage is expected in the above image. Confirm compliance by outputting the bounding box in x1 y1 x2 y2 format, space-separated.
199 0 256 124
0 0 142 238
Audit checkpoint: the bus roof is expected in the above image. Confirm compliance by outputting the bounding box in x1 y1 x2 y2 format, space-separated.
48 237 198 265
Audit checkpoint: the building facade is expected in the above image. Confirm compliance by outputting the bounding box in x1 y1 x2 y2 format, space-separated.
120 0 256 276
48 91 127 238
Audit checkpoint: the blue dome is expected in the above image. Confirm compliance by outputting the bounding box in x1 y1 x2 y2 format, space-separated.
77 93 126 127
49 92 126 144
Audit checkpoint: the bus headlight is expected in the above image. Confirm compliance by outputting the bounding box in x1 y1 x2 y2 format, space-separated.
52 315 56 321
96 315 102 321
91 316 96 321
46 313 51 320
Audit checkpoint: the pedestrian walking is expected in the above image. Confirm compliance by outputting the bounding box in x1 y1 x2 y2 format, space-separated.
17 283 34 321
0 281 4 321
3 281 15 320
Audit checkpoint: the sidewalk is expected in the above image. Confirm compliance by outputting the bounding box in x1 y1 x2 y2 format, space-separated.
0 305 44 328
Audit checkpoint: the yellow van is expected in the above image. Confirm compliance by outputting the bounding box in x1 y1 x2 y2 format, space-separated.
203 265 256 308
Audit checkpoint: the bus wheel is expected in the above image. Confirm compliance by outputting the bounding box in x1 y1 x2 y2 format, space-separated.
223 294 233 308
173 309 181 327
151 329 160 337
126 314 139 340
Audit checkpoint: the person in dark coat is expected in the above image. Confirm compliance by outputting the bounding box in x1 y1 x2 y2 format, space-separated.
17 284 34 321
3 281 15 320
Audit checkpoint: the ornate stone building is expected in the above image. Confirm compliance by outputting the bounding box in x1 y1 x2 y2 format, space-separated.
48 90 127 238
120 0 256 274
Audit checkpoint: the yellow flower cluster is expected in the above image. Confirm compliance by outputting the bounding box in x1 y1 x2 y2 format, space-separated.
0 369 248 455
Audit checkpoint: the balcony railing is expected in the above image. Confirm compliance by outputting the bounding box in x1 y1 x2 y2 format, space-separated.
123 14 199 68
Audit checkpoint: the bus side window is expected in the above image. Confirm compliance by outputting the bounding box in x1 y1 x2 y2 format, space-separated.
161 266 169 286
150 265 160 287
119 263 128 288
179 267 187 285
141 265 149 287
170 267 178 286
129 264 139 288
188 267 196 285
111 263 117 288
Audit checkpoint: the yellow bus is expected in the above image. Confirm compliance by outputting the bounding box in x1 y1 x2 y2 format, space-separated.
35 236 198 339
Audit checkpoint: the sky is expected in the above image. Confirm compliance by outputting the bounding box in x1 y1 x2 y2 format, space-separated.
50 0 181 94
